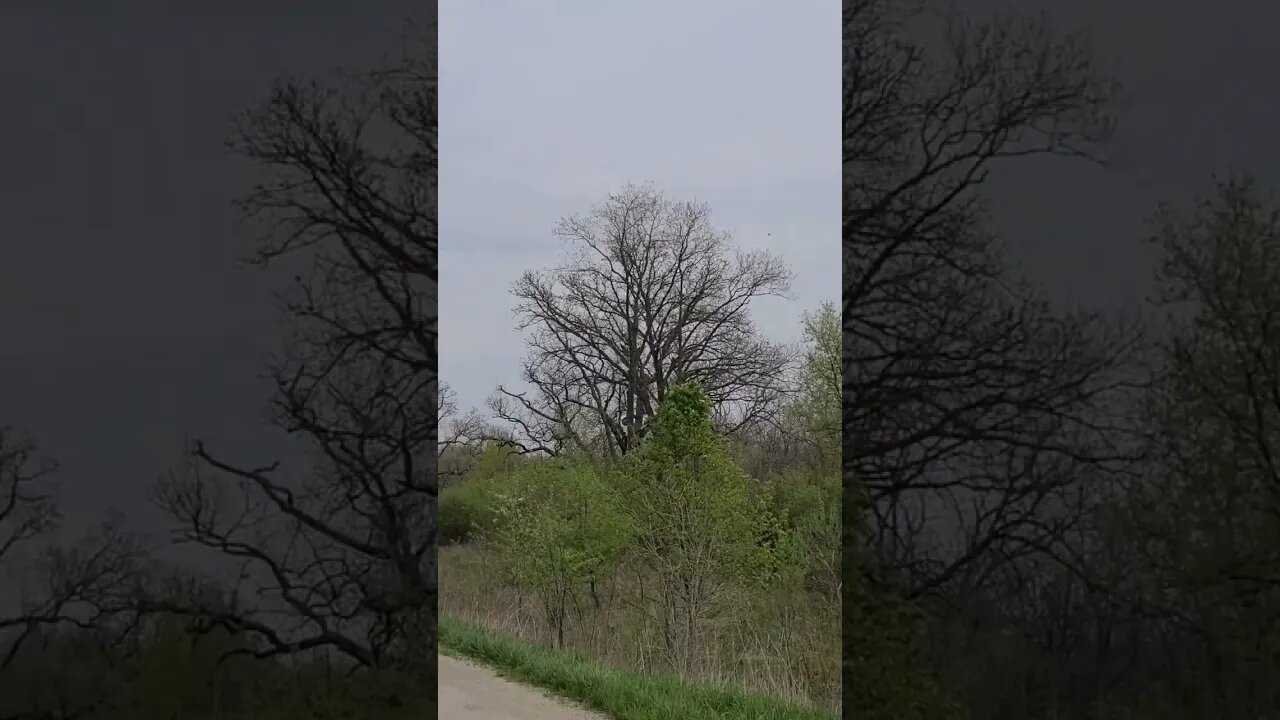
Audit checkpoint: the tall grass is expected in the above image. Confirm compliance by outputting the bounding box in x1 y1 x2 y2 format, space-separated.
441 617 834 720
439 542 839 715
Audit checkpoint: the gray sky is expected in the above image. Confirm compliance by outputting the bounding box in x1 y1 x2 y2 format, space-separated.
439 1 842 414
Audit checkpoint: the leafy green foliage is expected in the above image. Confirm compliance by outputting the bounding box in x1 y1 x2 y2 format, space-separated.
472 439 524 480
772 469 840 602
790 302 840 463
440 440 529 544
438 316 841 712
617 384 801 661
485 460 634 646
439 475 502 544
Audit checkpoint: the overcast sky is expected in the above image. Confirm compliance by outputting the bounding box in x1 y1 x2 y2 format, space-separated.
0 0 1278 550
439 1 841 414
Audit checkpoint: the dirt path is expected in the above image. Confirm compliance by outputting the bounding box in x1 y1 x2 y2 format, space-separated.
438 654 609 720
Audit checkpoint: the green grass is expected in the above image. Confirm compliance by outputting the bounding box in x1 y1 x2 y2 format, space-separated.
439 617 837 720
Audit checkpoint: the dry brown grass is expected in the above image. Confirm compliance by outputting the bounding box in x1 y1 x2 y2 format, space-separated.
439 542 840 714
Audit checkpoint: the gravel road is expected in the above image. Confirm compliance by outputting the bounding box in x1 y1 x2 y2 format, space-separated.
438 654 608 720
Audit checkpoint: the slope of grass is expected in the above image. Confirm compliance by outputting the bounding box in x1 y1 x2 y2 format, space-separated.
439 617 837 720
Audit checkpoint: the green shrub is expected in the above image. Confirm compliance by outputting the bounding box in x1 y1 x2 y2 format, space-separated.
616 383 803 665
439 476 501 545
772 469 841 600
485 459 634 647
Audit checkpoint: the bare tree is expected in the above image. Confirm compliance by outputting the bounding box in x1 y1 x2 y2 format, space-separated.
229 27 436 383
492 183 793 459
0 430 153 720
146 27 439 693
152 315 436 677
0 428 59 570
0 427 62 689
839 3 1174 717
437 382 487 485
842 0 1141 598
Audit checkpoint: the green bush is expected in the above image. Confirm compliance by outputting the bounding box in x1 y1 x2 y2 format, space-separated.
772 469 840 599
440 440 532 545
485 459 634 647
439 476 501 545
616 383 803 663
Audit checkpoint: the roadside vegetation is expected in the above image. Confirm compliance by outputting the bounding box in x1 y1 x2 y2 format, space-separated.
440 617 834 720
